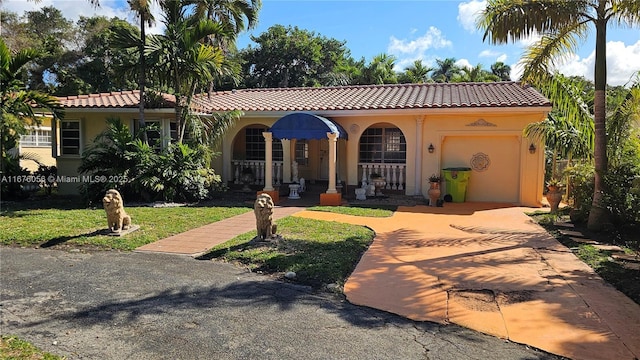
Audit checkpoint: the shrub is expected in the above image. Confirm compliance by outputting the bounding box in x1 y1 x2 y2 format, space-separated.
79 118 224 204
602 139 640 225
565 162 594 223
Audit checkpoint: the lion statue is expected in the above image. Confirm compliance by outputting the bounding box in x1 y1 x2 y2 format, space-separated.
254 193 277 241
102 189 131 233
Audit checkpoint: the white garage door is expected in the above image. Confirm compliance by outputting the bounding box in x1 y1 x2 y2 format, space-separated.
441 135 520 203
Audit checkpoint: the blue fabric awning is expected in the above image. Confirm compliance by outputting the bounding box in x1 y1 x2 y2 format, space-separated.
270 113 348 140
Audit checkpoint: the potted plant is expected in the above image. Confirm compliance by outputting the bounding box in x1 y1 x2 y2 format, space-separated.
546 178 562 192
545 178 563 213
427 174 441 206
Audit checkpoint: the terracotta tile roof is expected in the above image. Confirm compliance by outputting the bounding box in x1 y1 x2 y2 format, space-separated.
56 91 176 109
193 82 551 113
56 83 551 113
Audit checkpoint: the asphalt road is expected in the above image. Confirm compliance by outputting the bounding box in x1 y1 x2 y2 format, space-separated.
0 247 561 360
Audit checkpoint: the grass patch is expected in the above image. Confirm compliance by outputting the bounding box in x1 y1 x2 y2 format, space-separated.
0 197 251 251
201 216 375 288
307 205 394 217
0 335 63 360
529 212 640 305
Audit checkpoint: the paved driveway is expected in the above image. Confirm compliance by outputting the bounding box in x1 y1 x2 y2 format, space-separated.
1 247 560 360
295 203 640 360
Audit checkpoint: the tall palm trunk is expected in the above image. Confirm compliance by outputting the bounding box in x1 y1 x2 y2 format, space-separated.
138 15 148 144
587 13 609 230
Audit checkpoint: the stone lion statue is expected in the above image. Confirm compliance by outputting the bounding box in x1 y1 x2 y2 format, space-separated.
254 193 277 241
102 189 131 233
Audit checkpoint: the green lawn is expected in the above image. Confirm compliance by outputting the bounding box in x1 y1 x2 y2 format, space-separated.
201 216 376 288
0 335 62 360
307 205 395 217
0 198 251 250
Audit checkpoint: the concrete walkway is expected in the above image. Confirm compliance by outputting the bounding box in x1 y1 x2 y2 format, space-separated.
135 205 305 256
135 199 640 360
294 203 640 360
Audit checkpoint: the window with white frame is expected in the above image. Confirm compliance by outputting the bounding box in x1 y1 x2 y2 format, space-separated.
359 127 406 163
245 127 283 161
295 140 308 165
20 128 52 147
134 119 175 150
60 120 81 155
144 121 162 149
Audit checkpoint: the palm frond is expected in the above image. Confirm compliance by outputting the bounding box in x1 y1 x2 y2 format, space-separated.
520 22 589 83
478 0 589 44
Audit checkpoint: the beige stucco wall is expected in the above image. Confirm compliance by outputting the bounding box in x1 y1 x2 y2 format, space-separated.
421 110 546 206
53 107 547 206
54 110 175 195
19 147 56 172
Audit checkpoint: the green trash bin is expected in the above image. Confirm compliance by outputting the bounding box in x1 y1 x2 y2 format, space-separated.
443 167 472 202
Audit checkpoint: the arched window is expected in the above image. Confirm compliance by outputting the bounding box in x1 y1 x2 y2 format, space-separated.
245 127 283 161
359 127 406 163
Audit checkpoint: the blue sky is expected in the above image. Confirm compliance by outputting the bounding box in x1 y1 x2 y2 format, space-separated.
3 0 640 85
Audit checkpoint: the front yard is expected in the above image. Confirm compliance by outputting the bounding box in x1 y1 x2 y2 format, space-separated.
0 197 252 251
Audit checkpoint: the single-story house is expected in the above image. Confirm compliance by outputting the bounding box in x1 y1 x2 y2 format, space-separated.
53 82 551 206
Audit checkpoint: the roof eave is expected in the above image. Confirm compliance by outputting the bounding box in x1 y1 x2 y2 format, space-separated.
206 106 553 118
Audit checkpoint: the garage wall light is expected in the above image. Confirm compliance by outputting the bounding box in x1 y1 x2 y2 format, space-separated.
428 143 435 153
529 144 536 154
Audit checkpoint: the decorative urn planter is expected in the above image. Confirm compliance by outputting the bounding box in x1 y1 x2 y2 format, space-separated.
427 174 441 206
545 180 563 213
428 182 441 206
370 174 386 196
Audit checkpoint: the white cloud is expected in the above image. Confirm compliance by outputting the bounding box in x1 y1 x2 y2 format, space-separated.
388 27 452 71
1 0 164 35
479 49 499 58
554 40 640 86
458 0 486 33
478 50 508 64
388 26 452 54
456 58 473 70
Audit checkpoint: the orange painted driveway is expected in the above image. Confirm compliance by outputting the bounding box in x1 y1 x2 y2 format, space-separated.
294 203 640 360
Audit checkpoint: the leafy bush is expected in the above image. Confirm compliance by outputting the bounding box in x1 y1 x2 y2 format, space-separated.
79 117 223 204
564 162 594 223
0 155 31 200
602 139 640 225
34 165 57 195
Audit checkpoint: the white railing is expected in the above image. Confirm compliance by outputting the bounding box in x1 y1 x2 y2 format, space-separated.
359 163 406 191
20 134 51 147
232 160 284 186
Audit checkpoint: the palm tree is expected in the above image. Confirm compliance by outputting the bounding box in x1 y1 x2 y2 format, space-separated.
1 38 63 196
191 0 261 93
146 0 234 143
431 57 461 83
478 0 640 230
362 53 397 84
400 60 433 84
454 63 500 82
127 0 156 144
491 61 511 81
191 0 261 51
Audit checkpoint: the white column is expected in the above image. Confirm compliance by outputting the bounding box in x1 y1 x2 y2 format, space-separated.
281 139 291 183
262 132 274 191
414 116 424 195
326 132 338 193
222 136 232 184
